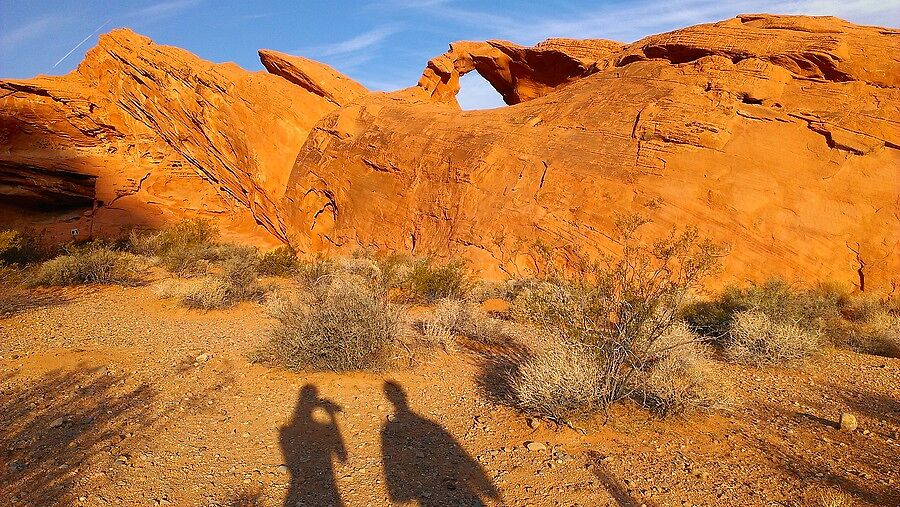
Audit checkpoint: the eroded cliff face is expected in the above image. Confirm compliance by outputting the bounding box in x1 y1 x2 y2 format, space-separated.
282 15 900 289
2 16 898 289
0 29 344 244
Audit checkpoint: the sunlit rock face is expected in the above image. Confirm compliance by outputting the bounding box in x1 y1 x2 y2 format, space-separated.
3 15 898 289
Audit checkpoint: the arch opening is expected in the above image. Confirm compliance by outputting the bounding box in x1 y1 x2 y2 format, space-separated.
456 71 507 110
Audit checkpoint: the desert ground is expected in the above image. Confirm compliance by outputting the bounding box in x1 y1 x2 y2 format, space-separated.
2 267 898 507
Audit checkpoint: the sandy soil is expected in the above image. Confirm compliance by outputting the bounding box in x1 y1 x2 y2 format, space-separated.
1 281 898 507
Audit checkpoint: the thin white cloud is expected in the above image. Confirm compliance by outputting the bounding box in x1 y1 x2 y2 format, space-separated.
127 0 203 21
311 25 401 56
0 17 61 50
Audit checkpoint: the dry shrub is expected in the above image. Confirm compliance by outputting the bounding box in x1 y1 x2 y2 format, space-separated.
294 256 334 287
423 299 517 348
725 311 820 366
257 246 297 276
682 279 853 339
808 487 854 507
508 341 605 422
508 217 722 417
371 252 415 290
180 255 267 310
467 279 516 303
266 274 403 371
838 311 900 358
32 244 143 286
634 323 725 416
336 257 382 284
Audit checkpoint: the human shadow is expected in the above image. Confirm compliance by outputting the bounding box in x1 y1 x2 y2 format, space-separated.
380 381 500 507
279 384 347 507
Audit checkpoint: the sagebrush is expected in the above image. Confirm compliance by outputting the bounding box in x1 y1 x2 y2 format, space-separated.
265 274 403 371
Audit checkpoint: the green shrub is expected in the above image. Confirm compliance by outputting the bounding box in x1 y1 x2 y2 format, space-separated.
33 244 143 286
683 279 848 338
257 246 298 276
129 219 233 275
371 252 415 290
0 229 42 265
724 310 821 366
266 274 403 371
406 258 472 302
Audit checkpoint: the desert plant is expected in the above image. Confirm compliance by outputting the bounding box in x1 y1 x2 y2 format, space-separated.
294 256 334 287
633 323 725 416
128 219 233 275
180 254 267 310
32 244 143 286
683 279 850 338
509 215 722 417
371 252 415 290
266 274 403 371
508 342 606 422
423 298 517 347
725 310 820 366
0 229 42 265
405 258 472 302
336 257 382 284
257 245 298 276
837 311 900 358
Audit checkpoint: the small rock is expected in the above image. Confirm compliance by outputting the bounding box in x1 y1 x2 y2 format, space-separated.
525 441 546 451
49 416 66 429
276 464 290 474
195 353 210 363
840 412 858 432
387 414 397 423
528 417 542 430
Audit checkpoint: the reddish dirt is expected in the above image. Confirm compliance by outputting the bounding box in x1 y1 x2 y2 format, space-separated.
1 281 897 506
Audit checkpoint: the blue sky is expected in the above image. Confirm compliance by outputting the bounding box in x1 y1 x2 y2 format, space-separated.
1 0 898 109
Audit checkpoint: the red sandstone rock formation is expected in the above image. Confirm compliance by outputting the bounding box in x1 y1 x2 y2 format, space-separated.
0 29 351 244
259 50 369 107
2 15 898 289
282 14 899 289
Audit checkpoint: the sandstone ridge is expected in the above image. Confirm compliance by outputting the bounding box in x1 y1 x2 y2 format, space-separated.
2 15 898 289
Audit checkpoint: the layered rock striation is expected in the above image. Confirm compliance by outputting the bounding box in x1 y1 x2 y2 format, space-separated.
2 15 898 289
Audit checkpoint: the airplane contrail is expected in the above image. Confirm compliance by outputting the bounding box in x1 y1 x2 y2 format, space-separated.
52 18 112 68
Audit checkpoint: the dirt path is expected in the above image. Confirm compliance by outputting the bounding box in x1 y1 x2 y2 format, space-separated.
1 282 898 506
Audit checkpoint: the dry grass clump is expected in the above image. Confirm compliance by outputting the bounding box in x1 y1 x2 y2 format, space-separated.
180 255 268 310
293 256 334 287
724 310 820 366
265 274 403 371
835 310 900 358
508 341 605 422
422 299 515 348
634 323 726 416
32 244 144 286
130 219 245 275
